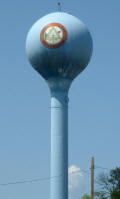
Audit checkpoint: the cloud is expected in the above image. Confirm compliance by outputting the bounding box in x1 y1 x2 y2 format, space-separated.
68 165 84 190
68 165 84 199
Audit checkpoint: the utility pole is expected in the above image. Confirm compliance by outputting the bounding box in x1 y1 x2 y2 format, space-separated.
91 157 94 199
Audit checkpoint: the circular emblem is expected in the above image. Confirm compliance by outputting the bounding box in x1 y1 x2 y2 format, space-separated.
40 23 67 49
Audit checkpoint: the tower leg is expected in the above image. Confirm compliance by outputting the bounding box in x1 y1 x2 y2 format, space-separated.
51 90 68 199
47 78 71 199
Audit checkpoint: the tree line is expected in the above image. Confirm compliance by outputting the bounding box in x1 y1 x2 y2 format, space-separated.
82 167 120 199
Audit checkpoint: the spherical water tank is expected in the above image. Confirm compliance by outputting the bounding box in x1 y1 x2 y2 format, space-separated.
26 12 93 80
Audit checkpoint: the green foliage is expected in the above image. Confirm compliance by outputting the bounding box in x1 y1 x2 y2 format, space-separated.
82 194 91 199
97 167 120 199
81 192 104 199
111 190 120 199
81 168 120 199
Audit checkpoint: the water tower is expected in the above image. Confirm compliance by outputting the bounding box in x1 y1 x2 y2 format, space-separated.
26 11 93 199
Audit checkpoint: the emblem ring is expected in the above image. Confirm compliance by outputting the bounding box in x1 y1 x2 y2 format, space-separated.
40 23 67 49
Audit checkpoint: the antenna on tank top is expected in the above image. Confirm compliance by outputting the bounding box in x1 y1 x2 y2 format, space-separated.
57 2 61 11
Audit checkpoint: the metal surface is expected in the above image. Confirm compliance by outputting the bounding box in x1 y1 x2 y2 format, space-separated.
47 78 71 199
26 12 93 80
26 11 93 199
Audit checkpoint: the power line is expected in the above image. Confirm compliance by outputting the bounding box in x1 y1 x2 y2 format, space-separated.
95 165 110 171
0 165 111 187
0 169 90 186
0 175 62 186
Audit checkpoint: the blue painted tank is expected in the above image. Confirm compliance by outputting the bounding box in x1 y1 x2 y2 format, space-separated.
26 12 93 80
26 12 93 199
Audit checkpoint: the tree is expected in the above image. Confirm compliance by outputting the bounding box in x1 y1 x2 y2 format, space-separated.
81 192 103 199
97 167 120 199
111 190 120 199
82 194 91 199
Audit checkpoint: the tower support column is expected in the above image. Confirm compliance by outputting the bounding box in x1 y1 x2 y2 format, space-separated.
47 78 71 199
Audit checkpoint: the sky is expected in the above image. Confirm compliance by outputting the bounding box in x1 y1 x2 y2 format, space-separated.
0 0 120 198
